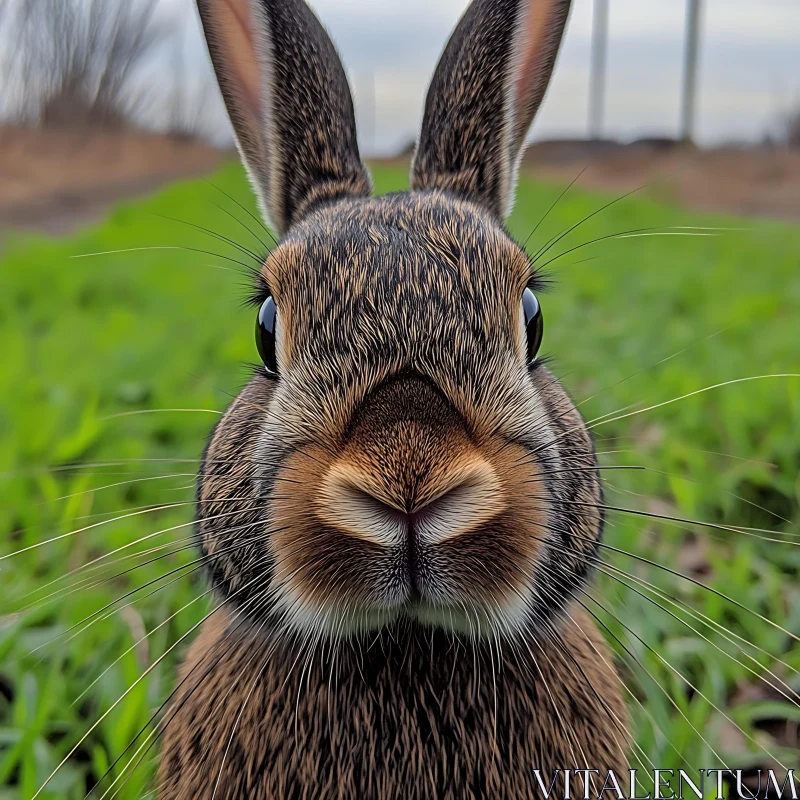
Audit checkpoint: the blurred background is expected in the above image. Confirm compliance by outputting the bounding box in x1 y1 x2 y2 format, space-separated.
0 1 798 798
0 0 799 236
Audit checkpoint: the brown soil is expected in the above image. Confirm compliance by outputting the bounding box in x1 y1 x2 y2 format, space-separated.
1 128 798 243
521 140 800 223
0 125 226 238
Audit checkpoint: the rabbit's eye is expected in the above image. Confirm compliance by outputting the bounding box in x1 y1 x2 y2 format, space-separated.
522 288 543 363
256 296 278 376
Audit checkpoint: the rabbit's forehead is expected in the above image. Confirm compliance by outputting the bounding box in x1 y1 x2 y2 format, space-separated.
264 193 531 342
258 194 541 445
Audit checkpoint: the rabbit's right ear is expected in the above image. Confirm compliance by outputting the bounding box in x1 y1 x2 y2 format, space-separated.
196 0 371 235
412 0 571 220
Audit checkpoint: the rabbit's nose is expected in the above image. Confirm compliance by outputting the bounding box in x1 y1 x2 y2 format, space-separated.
317 456 505 548
315 372 507 547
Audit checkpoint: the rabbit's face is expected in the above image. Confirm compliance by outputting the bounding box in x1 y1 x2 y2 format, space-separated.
195 0 581 638
198 192 602 638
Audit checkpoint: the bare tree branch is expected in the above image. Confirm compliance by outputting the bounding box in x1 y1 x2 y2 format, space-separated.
2 0 173 130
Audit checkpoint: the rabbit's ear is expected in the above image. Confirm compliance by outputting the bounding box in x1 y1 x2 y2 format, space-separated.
411 0 571 219
196 0 371 235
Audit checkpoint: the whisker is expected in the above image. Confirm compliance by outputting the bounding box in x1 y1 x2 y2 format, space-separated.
582 498 799 546
211 198 269 254
69 244 253 272
595 561 800 705
581 591 790 772
202 177 278 247
530 181 653 264
39 472 195 507
519 459 799 537
577 595 732 769
512 520 800 696
101 408 222 421
556 607 681 785
33 557 282 799
151 212 264 266
581 526 800 643
22 536 199 612
31 558 209 658
535 227 720 274
0 502 191 562
610 473 795 530
23 507 272 628
72 582 216 707
522 166 588 249
572 326 730 418
95 566 302 798
210 630 280 798
587 374 800 431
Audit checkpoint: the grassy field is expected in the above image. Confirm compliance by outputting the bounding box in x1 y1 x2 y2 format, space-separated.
0 160 798 798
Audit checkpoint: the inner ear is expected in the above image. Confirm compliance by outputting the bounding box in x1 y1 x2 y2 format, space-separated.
211 1 262 112
196 0 268 191
509 3 562 153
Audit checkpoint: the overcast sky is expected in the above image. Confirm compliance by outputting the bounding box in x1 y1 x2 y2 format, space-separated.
308 0 800 152
99 0 800 153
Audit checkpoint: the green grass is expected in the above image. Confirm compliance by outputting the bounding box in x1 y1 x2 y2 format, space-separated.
0 161 798 798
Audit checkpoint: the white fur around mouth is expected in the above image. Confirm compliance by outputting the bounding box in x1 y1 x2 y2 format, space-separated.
273 579 532 641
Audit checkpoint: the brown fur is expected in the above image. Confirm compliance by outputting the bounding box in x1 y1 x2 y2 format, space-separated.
159 606 628 800
160 0 630 795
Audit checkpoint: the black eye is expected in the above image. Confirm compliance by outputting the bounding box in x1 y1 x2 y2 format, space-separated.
522 287 543 363
256 296 278 375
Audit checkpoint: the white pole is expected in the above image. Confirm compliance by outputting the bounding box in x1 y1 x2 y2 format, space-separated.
680 0 703 142
588 0 609 139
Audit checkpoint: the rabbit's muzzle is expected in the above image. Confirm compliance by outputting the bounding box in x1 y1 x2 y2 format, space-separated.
267 374 552 636
318 375 505 593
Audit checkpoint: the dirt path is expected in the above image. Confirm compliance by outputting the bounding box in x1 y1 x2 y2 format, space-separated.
521 140 800 223
0 126 226 241
2 128 799 245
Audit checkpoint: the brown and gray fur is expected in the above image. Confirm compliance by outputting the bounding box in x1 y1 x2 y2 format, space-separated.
159 0 629 796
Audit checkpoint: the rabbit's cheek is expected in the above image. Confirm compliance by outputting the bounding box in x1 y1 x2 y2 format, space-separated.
194 375 279 608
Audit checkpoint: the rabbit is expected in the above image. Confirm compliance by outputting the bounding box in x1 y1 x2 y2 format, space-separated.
157 0 629 797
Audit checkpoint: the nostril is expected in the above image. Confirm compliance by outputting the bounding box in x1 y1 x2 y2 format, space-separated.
318 458 506 547
318 476 409 546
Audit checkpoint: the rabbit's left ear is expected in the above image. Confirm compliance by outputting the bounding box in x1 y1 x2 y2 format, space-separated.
412 0 571 220
196 0 371 235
